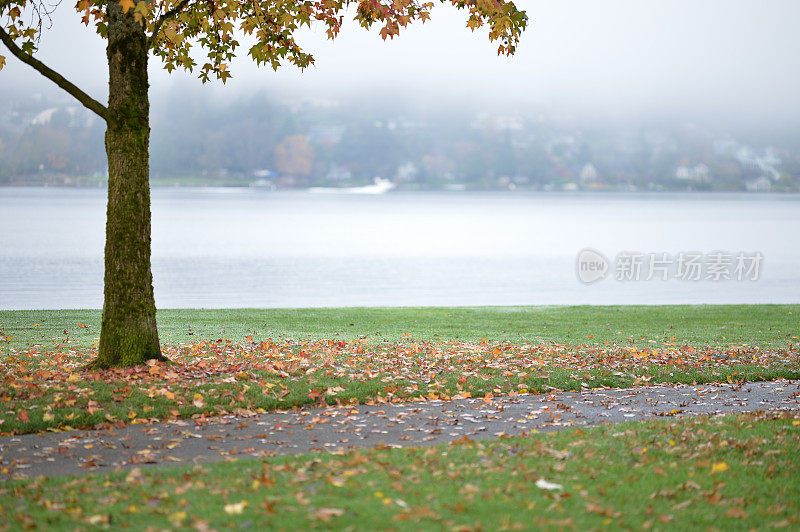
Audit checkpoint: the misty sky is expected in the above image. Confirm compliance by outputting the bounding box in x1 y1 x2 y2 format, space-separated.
3 0 800 124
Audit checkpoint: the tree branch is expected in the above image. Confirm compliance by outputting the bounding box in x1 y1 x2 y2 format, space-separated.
148 0 191 48
0 26 107 120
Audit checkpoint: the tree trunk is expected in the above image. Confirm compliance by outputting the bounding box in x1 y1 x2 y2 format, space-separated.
89 2 164 369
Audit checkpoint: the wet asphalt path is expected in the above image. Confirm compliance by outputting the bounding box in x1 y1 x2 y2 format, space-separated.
2 380 798 479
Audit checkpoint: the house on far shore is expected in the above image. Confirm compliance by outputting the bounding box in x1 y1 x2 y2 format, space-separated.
675 163 709 182
745 175 772 192
579 163 600 185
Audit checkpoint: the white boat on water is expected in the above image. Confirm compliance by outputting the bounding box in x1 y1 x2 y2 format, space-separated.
308 177 396 195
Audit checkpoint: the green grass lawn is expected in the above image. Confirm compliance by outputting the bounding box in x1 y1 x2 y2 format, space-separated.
1 305 798 434
2 411 798 530
2 304 798 351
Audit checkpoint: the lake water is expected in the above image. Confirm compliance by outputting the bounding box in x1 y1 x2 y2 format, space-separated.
1 187 799 309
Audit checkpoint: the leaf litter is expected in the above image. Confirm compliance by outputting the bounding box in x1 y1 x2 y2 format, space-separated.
1 336 798 433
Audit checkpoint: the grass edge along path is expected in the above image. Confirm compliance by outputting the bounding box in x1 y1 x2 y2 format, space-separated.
1 411 799 530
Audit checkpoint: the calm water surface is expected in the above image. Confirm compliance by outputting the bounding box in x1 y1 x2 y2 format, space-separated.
1 187 799 309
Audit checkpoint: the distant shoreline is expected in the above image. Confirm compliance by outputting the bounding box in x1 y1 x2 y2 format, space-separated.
1 182 797 194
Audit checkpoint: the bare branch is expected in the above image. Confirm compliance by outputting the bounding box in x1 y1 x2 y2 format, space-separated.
148 0 191 49
0 26 107 120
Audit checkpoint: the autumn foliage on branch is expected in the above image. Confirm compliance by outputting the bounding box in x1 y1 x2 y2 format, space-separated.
1 0 527 82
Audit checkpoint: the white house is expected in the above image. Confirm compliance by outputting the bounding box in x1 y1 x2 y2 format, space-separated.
579 163 600 184
745 176 772 192
675 163 709 182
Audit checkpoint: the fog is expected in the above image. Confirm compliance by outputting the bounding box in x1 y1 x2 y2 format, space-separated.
3 2 800 308
4 0 800 127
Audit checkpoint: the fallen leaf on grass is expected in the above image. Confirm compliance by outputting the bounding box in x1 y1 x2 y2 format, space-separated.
585 503 622 518
169 511 188 526
312 507 345 522
535 478 563 491
711 462 729 474
125 467 143 483
223 501 248 515
726 508 748 519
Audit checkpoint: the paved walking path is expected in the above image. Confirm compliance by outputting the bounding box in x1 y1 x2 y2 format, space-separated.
2 380 798 479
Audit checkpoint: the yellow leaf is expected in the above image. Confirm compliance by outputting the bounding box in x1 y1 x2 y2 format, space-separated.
67 373 80 383
193 393 204 408
711 462 729 473
119 0 135 14
224 501 248 515
87 515 109 525
164 27 181 44
43 412 55 422
169 511 187 525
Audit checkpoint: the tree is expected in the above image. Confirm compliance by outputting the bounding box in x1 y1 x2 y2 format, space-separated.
1 0 527 368
275 134 314 177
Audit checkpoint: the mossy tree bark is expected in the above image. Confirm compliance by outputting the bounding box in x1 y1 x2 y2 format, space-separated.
89 2 164 369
